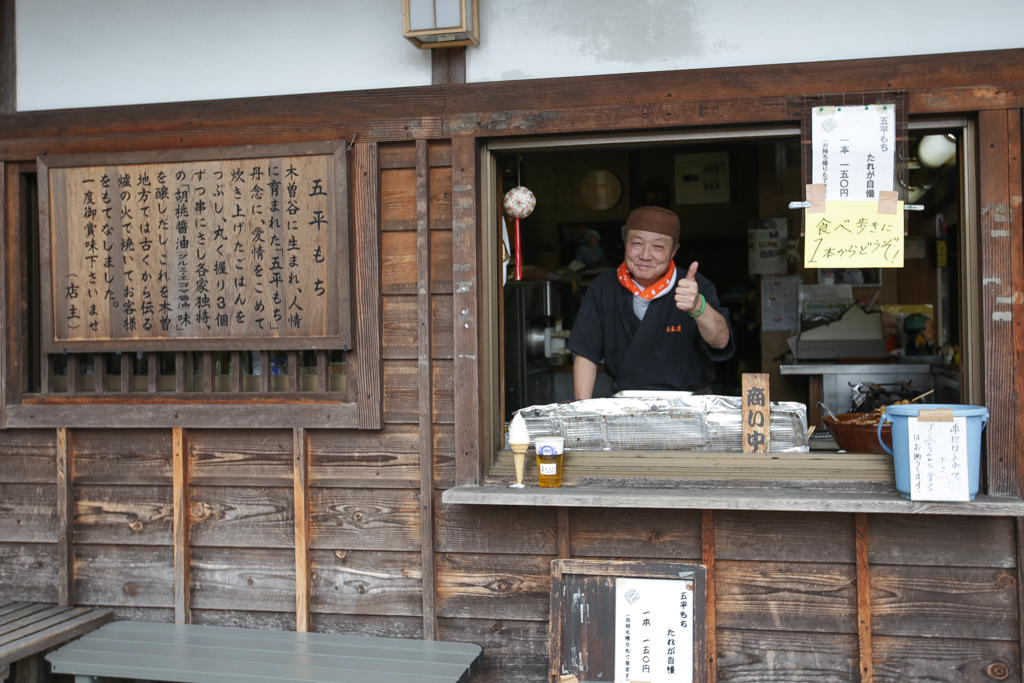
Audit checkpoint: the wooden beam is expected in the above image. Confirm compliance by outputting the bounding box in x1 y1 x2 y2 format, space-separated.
855 513 874 683
452 136 482 486
431 47 466 86
351 142 383 429
415 139 437 640
978 109 1020 496
701 510 716 683
0 0 13 115
1011 110 1024 497
557 508 570 560
0 160 6 428
1017 517 1024 677
119 353 132 394
172 427 191 624
293 427 310 633
56 428 73 606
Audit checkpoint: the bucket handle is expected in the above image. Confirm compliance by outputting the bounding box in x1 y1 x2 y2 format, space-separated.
877 413 893 456
876 409 990 456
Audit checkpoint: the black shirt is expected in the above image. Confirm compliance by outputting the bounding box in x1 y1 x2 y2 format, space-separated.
567 268 735 394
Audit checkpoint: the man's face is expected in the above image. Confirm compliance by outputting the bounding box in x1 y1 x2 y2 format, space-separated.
624 229 679 286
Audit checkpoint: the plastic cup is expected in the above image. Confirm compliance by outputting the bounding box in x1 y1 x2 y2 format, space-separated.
534 436 564 488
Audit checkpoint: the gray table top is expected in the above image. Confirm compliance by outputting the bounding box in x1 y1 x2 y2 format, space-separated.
47 621 482 683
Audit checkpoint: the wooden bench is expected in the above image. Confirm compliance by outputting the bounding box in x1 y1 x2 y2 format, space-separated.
47 621 482 683
0 602 113 682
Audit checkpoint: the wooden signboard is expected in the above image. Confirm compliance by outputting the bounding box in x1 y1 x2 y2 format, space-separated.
741 372 770 453
38 142 350 352
550 559 706 683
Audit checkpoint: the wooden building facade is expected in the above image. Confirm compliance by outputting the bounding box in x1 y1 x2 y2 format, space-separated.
2 37 1024 682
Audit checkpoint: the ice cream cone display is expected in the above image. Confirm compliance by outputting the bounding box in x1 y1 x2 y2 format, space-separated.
508 412 531 488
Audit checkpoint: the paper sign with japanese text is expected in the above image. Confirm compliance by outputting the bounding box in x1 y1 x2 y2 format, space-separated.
812 104 895 201
908 415 970 502
804 201 904 268
615 577 694 683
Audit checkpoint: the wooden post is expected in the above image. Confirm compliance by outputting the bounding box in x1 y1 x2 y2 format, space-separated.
416 140 438 640
701 510 716 683
557 508 570 560
173 428 191 624
452 137 482 485
855 513 874 683
351 142 383 429
56 428 73 606
0 0 14 115
741 373 770 454
293 428 311 632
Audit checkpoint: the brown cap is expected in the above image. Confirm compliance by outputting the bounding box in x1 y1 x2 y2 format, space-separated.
624 206 679 240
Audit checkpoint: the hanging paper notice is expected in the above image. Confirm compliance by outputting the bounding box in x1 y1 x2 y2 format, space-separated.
615 577 694 683
804 200 904 268
908 415 970 502
761 276 801 332
812 104 895 200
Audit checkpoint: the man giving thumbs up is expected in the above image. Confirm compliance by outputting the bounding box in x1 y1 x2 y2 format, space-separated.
568 206 734 400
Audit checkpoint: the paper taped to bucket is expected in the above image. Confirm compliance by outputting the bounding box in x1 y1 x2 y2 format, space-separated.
878 404 988 501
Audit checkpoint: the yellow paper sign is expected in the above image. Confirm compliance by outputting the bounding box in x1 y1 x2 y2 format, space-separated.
804 200 904 268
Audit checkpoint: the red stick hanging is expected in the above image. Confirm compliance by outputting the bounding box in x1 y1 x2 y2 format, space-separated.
515 217 522 281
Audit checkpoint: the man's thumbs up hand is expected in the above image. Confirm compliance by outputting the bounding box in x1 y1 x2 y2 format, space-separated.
675 262 702 314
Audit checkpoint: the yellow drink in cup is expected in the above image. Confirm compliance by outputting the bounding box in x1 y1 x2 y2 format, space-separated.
534 436 564 488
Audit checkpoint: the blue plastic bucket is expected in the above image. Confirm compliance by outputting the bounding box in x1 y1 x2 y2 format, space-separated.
877 404 988 500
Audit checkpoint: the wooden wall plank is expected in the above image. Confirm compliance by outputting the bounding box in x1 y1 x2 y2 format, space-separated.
569 508 702 559
557 508 569 560
191 609 295 632
188 486 294 548
872 635 1019 683
451 136 482 486
189 546 295 612
0 544 59 604
869 564 1018 640
380 140 453 170
56 428 73 606
173 427 190 624
0 0 13 115
716 560 857 634
381 168 416 231
310 549 422 617
382 295 454 360
0 483 57 542
72 429 172 485
188 429 293 486
702 510 717 683
73 484 172 545
1010 110 1024 500
308 424 421 488
416 137 438 641
382 359 454 424
867 515 1016 567
309 488 421 552
435 503 557 555
75 544 174 608
437 617 549 683
0 431 58 483
381 230 453 295
434 423 456 489
714 511 856 564
436 552 553 621
293 427 310 633
716 629 859 683
855 513 874 683
312 613 423 639
351 141 384 430
978 109 1018 496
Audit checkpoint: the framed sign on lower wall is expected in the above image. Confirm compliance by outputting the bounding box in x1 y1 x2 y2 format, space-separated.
549 559 707 683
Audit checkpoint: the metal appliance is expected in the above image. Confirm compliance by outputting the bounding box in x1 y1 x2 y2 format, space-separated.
504 280 573 420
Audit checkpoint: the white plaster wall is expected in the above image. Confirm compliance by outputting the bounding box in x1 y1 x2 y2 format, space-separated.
16 0 1024 111
16 0 433 111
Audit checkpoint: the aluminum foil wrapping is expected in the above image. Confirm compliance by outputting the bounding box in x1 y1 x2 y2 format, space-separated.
516 395 808 453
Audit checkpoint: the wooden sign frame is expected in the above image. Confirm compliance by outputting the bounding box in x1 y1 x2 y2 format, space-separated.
37 141 350 353
549 559 707 683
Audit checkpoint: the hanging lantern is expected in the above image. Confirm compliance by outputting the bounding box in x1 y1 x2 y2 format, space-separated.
402 0 480 49
503 186 536 281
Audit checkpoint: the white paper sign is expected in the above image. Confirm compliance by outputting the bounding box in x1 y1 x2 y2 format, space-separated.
908 416 970 501
615 578 694 683
812 104 895 201
748 219 788 275
762 276 801 332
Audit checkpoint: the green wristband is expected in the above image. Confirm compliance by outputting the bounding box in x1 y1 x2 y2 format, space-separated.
688 293 706 318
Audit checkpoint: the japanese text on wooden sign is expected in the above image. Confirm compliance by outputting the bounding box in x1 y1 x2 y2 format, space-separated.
909 413 970 501
41 143 350 352
805 104 904 268
741 373 770 454
615 577 694 683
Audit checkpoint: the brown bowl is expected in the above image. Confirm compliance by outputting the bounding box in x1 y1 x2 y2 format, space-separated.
824 413 893 454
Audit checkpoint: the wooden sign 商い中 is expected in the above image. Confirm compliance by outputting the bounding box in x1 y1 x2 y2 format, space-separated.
741 372 770 454
38 143 350 352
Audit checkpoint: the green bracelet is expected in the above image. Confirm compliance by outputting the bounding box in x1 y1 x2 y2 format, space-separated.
688 294 706 318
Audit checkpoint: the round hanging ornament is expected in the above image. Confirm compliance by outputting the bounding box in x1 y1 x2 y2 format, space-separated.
503 186 535 281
